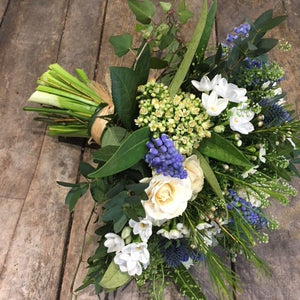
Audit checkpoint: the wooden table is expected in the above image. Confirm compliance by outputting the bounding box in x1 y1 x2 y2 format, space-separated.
0 1 299 299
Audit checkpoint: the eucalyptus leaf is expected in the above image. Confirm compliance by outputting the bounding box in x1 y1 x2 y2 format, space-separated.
88 127 150 178
150 57 168 69
109 33 133 57
90 180 107 203
128 0 156 24
93 145 119 162
160 1 172 12
79 161 96 178
101 126 130 147
177 0 194 24
114 214 128 233
100 261 131 290
134 43 151 85
198 133 253 168
65 183 88 211
110 66 139 129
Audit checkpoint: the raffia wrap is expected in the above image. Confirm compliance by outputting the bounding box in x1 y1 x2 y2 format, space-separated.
88 79 114 145
90 104 114 144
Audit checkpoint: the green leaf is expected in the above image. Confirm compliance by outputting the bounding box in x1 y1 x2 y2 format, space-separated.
93 145 119 162
110 66 139 129
65 183 88 211
150 57 168 69
109 33 133 57
193 150 224 199
172 264 206 300
134 43 151 85
198 133 253 168
79 161 95 178
88 127 150 178
127 0 156 24
253 10 273 28
169 0 207 98
114 214 128 233
252 38 278 56
260 15 286 31
90 180 107 203
101 126 130 147
160 1 172 12
100 261 131 290
178 0 194 24
57 181 79 188
159 28 175 50
196 0 217 62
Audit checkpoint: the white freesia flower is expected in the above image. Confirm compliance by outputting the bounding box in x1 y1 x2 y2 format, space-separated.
229 106 255 134
214 78 248 103
183 155 204 197
191 74 221 92
201 91 228 116
196 221 227 247
142 174 193 221
157 228 171 239
129 218 152 242
104 233 125 253
157 223 189 240
114 242 150 276
176 223 190 237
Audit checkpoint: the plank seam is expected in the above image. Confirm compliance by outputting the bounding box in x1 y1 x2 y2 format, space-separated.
55 0 73 63
56 141 86 300
0 0 11 28
93 0 109 80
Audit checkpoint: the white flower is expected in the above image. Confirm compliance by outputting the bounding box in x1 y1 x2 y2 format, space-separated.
142 174 193 221
157 228 171 239
242 165 258 179
176 223 190 237
259 145 266 163
196 221 226 247
214 78 248 103
169 229 183 239
229 106 254 134
191 74 221 92
181 257 194 269
129 218 152 242
104 233 125 253
201 91 228 116
183 155 204 196
114 242 150 276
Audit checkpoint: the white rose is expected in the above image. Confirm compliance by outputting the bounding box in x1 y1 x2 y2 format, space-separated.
142 174 192 221
183 155 204 196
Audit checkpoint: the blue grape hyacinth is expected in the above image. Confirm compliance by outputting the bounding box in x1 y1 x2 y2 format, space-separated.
227 189 268 227
145 134 187 179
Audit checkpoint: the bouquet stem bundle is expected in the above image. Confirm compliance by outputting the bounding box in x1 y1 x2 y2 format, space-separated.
24 63 113 142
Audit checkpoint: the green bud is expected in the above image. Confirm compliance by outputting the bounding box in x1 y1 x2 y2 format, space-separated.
213 125 225 133
121 226 131 240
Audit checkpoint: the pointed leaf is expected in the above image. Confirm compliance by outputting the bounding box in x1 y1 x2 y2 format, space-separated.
88 127 150 178
196 0 217 62
169 0 207 98
110 66 139 129
128 0 156 24
160 2 172 12
109 33 133 57
193 150 223 199
134 43 151 85
100 261 131 290
198 133 253 168
101 126 130 147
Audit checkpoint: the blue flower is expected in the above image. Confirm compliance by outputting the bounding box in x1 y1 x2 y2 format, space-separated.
145 134 188 179
227 189 268 227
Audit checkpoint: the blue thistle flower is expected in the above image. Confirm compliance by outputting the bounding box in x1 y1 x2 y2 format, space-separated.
259 99 292 127
159 238 199 268
145 134 188 179
227 189 268 227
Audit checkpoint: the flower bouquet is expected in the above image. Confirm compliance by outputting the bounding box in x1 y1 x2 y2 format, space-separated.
24 0 300 299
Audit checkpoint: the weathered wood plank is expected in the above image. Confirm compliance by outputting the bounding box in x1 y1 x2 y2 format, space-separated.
216 0 300 299
0 0 10 23
0 136 81 300
0 197 23 270
0 0 70 285
0 0 84 299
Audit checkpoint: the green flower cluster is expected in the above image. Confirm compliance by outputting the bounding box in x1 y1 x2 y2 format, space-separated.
233 62 284 101
135 81 213 155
